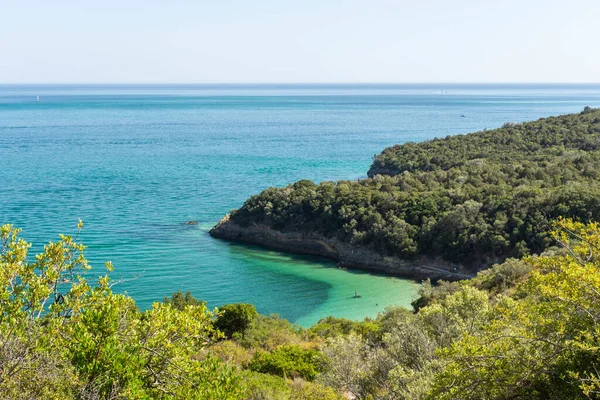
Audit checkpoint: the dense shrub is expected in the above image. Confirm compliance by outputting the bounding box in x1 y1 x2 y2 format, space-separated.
242 371 291 400
241 314 301 350
215 302 258 338
249 345 325 381
163 290 205 310
316 220 600 399
309 315 380 341
288 379 343 400
0 223 244 399
4 219 600 398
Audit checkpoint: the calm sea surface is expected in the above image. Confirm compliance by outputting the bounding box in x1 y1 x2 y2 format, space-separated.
2 84 600 326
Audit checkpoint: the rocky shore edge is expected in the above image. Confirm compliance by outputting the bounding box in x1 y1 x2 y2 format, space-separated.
209 215 473 282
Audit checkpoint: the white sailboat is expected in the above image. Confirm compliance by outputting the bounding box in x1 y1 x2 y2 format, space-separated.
36 95 40 102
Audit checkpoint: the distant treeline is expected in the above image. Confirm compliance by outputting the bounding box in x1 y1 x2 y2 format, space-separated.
229 107 600 271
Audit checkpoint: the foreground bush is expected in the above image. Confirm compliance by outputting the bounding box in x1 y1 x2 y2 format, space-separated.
4 218 600 399
215 302 258 339
0 222 244 399
429 218 600 399
249 344 325 381
315 219 600 399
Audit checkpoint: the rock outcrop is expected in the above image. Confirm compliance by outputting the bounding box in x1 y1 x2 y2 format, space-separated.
210 215 473 282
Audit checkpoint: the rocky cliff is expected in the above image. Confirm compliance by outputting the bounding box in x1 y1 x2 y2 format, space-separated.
210 215 473 282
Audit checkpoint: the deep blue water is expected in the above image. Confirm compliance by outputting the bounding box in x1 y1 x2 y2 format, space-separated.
1 84 600 326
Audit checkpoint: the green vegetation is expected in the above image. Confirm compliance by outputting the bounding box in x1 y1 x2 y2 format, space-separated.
5 109 600 398
249 345 325 381
164 290 206 310
314 219 600 399
215 303 259 339
215 218 600 398
0 222 243 399
228 108 600 271
369 105 600 176
3 219 600 398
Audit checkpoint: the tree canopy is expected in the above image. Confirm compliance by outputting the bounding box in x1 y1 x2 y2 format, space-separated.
227 108 600 271
215 303 258 339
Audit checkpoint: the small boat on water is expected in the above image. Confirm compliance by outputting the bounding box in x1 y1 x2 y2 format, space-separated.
36 96 40 102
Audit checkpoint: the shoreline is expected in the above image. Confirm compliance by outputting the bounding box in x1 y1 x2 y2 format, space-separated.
209 215 473 282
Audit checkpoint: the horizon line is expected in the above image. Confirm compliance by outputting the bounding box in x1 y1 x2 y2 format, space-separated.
2 82 600 86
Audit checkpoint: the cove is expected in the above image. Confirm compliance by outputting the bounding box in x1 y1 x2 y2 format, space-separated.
2 84 600 325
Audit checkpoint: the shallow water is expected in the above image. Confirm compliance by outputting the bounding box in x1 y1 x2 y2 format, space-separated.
1 83 600 326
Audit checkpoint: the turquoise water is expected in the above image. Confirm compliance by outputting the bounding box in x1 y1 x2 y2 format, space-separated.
1 84 600 326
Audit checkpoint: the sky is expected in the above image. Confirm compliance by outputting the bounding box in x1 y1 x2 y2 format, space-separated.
1 0 599 83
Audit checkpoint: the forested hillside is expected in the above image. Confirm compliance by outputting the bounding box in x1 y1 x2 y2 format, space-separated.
222 108 600 272
368 106 600 176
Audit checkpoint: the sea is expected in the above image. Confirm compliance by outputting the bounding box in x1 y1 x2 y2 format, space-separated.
1 83 600 326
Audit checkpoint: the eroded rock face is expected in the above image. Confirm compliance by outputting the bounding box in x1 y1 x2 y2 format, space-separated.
209 216 472 282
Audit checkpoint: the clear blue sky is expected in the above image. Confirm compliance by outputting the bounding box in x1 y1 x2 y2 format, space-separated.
2 0 599 83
